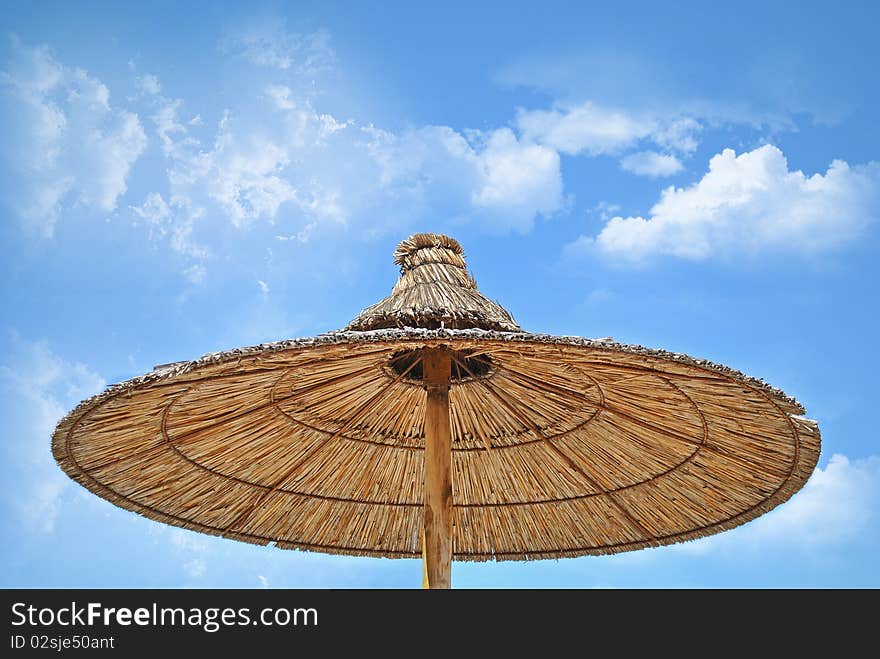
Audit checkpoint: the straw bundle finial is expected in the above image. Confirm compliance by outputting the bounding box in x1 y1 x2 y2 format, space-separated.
345 233 522 332
393 233 465 272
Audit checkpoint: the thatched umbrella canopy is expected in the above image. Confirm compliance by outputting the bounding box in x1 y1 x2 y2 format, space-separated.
53 233 820 588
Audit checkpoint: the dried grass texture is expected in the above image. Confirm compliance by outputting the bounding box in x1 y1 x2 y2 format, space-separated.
346 233 521 332
53 329 820 561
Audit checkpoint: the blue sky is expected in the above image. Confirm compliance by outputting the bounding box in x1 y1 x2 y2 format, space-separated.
1 0 878 587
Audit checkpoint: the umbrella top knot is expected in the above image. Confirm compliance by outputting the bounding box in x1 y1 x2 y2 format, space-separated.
393 233 465 273
344 233 522 332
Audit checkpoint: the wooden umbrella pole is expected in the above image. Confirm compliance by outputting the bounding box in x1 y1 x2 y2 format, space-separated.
422 346 453 589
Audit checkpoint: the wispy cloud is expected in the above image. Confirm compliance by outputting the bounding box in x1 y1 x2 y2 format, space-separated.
516 102 656 156
122 57 567 283
515 101 700 178
496 50 804 132
515 102 701 158
0 334 104 534
1 37 147 236
220 19 334 74
183 558 207 578
620 151 683 178
9 26 868 289
169 529 210 580
367 124 563 233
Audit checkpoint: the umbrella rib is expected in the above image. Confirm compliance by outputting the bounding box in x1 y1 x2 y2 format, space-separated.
488 360 786 529
573 360 727 382
163 360 385 449
471 355 604 408
513 356 753 469
488 349 726 382
476 355 704 448
221 354 424 536
61 352 807 559
451 355 653 541
274 361 395 410
82 360 389 473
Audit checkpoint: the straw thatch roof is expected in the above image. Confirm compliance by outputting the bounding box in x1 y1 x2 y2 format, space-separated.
52 332 820 561
345 233 521 332
52 233 821 561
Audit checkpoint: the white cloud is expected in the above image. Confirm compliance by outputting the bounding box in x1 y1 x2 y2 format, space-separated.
170 529 209 553
128 77 355 280
0 36 632 282
135 73 161 96
620 151 683 178
153 97 188 156
592 201 621 221
576 145 880 262
0 35 568 279
183 559 206 578
652 117 702 155
678 453 880 556
366 124 563 232
276 221 317 243
138 68 565 271
515 101 702 161
203 129 299 227
0 39 147 235
0 335 105 534
258 575 269 589
496 50 806 132
168 529 210 578
152 95 333 229
221 20 334 74
516 102 654 156
471 128 563 224
265 84 296 110
129 193 209 282
183 263 207 285
130 191 171 238
757 453 879 546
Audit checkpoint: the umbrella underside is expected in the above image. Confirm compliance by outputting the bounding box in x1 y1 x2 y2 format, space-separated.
52 331 820 561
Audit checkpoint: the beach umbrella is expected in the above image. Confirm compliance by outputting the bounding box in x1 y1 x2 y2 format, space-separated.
52 233 820 588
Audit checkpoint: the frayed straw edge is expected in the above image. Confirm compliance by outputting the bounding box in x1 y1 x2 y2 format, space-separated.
51 415 819 562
